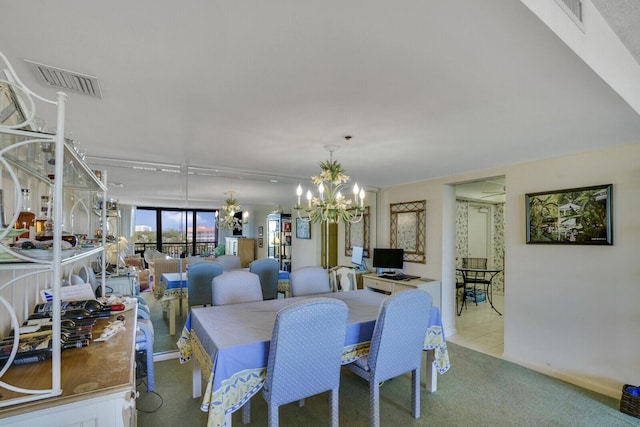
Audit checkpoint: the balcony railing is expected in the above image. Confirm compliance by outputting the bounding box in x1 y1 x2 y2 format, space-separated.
133 242 217 259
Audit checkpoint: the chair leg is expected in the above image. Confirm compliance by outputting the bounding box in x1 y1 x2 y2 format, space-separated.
242 401 251 424
330 388 339 427
268 403 279 427
411 368 420 419
457 284 467 316
369 378 380 427
146 347 155 392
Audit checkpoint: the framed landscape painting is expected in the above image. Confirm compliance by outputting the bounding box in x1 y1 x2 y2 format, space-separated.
525 184 612 245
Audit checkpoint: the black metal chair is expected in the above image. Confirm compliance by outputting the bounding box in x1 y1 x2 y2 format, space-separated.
461 257 489 306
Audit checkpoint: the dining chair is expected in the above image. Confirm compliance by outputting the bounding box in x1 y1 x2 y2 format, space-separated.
242 297 349 427
461 257 489 305
330 266 357 292
136 302 155 392
346 289 432 427
68 274 85 286
249 258 280 300
78 265 113 297
215 254 242 271
212 271 263 305
187 261 224 308
456 269 467 315
289 266 332 296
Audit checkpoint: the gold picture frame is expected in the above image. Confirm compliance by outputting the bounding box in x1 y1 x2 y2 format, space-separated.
390 200 426 263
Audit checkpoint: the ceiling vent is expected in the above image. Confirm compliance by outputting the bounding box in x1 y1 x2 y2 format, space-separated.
24 59 103 98
555 0 584 31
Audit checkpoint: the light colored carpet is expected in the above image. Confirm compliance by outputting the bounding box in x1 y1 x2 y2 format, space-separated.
135 342 638 427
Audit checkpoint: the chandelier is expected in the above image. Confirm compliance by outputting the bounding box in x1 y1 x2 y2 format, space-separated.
217 191 248 230
294 144 366 224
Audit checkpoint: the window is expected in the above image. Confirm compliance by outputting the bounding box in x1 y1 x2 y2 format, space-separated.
131 207 218 257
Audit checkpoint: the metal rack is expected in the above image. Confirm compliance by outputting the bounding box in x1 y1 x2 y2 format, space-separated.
0 50 107 408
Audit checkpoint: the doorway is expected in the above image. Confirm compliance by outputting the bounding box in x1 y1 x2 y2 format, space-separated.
450 176 505 358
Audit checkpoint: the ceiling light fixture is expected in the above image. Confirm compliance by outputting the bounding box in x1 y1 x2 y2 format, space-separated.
216 191 249 230
294 138 365 224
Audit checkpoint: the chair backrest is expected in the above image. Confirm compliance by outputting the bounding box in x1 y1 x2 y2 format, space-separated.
216 255 242 271
462 257 487 269
249 258 280 300
212 271 263 305
264 297 349 405
331 267 357 292
461 257 488 282
153 258 186 279
69 274 85 286
78 265 101 296
289 266 332 297
187 261 224 307
367 289 432 383
144 249 166 264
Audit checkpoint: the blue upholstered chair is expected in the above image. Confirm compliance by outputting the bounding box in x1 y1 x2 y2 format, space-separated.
78 264 112 297
249 258 280 300
242 297 349 427
212 271 263 305
346 289 432 427
187 261 224 308
136 305 155 392
289 266 332 297
215 254 242 271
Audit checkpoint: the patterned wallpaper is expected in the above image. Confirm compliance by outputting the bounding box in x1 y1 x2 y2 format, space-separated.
456 200 505 294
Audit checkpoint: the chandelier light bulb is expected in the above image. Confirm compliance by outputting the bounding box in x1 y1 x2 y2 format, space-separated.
296 184 303 206
353 182 359 195
359 188 365 206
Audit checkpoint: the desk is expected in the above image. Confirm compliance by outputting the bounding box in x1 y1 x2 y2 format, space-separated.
457 268 502 316
177 289 449 427
160 272 188 335
362 273 441 310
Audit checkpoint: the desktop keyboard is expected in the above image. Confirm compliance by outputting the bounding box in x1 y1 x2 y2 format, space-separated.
379 273 420 281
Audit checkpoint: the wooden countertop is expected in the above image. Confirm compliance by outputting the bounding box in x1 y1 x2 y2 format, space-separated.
0 306 137 418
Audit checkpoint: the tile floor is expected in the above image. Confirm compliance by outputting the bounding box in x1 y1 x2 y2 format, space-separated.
447 292 504 358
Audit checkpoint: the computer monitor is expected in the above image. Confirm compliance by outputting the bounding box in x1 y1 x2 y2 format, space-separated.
372 248 404 271
351 246 364 269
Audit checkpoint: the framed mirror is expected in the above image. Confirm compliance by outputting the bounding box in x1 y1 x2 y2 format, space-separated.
390 200 425 263
345 206 369 257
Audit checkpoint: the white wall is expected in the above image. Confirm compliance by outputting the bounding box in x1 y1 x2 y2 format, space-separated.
375 143 640 398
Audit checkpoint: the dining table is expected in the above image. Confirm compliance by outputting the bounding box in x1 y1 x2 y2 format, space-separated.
158 272 188 335
456 267 503 315
177 289 450 427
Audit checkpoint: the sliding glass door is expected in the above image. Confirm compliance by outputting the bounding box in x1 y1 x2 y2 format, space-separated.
131 207 217 257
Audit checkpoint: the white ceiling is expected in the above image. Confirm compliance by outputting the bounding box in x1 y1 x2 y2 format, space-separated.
2 0 639 208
